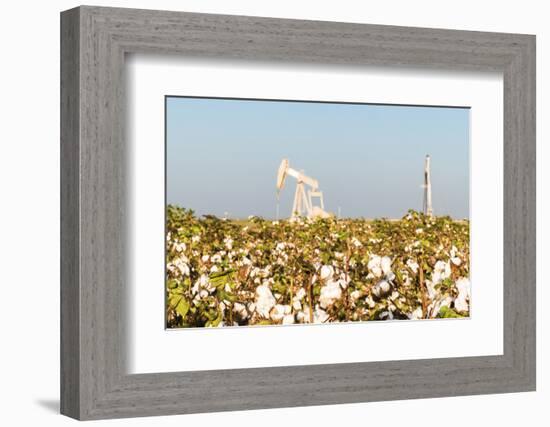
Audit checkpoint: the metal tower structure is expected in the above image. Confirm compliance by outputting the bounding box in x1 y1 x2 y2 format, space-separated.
423 155 433 217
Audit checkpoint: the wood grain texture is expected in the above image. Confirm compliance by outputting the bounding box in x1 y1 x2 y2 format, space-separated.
60 5 536 420
60 7 80 419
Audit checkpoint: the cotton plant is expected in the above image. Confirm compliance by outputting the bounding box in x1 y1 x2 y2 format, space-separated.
165 206 470 327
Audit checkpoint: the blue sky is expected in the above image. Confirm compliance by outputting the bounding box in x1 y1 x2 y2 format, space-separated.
166 97 470 219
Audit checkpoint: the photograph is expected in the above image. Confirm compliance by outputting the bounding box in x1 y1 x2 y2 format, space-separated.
165 96 471 328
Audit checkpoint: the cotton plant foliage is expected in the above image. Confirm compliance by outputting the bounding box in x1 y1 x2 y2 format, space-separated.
166 206 470 328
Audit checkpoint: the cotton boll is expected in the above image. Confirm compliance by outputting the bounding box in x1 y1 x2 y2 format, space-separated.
255 284 276 318
425 279 437 300
295 288 306 300
406 259 419 274
320 265 334 281
409 307 423 320
451 256 462 266
454 277 471 312
381 256 392 276
365 295 376 309
319 280 342 309
233 302 249 320
367 255 383 278
270 304 288 321
282 314 295 325
371 280 391 299
379 310 394 320
174 241 186 252
350 290 361 302
296 308 310 323
313 307 329 324
432 260 451 284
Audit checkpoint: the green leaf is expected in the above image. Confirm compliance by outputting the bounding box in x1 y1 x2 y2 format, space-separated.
175 298 190 318
167 279 179 289
438 306 463 318
209 269 235 288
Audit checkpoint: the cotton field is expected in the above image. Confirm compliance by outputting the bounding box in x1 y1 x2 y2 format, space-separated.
166 206 470 328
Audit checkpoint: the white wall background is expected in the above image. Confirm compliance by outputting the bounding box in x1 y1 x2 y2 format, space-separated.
0 1 546 425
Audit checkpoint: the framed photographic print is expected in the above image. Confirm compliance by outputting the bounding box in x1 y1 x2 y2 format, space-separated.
61 5 536 420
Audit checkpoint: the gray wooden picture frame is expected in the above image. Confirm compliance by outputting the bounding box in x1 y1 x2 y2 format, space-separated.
60 5 536 420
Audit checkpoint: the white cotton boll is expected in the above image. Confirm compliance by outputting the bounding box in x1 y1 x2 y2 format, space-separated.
201 255 210 263
365 295 376 308
320 265 334 281
454 277 471 312
255 284 276 318
454 295 469 313
337 274 350 289
174 241 186 252
292 299 302 311
314 307 329 324
295 288 306 301
432 260 451 284
451 257 462 266
450 245 458 258
379 310 394 320
296 308 310 323
282 314 295 325
406 259 419 274
350 290 361 302
409 307 423 320
368 255 383 278
455 277 470 298
210 265 219 273
270 304 288 321
371 280 391 299
224 237 233 250
233 302 248 320
319 280 342 309
381 256 392 275
390 291 400 301
179 262 190 277
425 280 437 300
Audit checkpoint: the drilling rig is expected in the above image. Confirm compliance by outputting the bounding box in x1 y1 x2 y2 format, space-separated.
422 155 433 217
